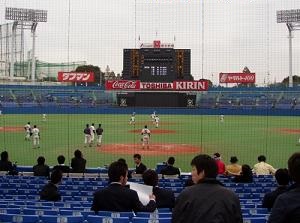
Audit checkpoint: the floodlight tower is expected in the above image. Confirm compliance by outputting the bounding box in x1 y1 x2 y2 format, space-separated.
5 7 47 81
277 9 300 87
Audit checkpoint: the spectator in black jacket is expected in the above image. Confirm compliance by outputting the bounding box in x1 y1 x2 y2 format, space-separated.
53 155 70 173
133 154 147 174
0 151 13 172
160 157 180 176
262 168 289 210
40 169 62 201
33 156 50 178
232 164 253 183
143 169 175 208
71 150 86 173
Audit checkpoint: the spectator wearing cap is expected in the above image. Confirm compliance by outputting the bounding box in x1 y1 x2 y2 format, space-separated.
226 156 242 176
160 157 180 176
213 152 225 174
262 168 289 210
253 155 276 175
143 169 175 208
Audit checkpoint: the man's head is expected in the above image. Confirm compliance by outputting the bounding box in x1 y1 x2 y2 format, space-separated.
1 151 8 161
92 123 95 126
133 154 142 165
167 157 175 166
258 155 266 162
191 154 218 184
50 169 62 185
37 156 45 165
98 124 101 127
213 153 221 160
28 122 30 125
34 125 37 128
86 124 89 128
144 125 147 129
108 161 128 185
288 152 300 184
74 150 82 158
57 155 65 165
143 169 158 186
275 168 289 186
230 156 238 164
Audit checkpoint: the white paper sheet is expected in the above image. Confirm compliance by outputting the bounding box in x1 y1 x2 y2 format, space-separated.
127 182 153 205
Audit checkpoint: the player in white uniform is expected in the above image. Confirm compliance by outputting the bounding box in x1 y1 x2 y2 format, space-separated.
150 111 156 123
154 115 160 128
42 114 47 122
130 112 136 125
31 125 40 149
220 115 224 123
24 122 31 141
84 124 92 147
141 125 151 150
90 123 96 144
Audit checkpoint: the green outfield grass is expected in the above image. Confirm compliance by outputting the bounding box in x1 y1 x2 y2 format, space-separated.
1 114 299 171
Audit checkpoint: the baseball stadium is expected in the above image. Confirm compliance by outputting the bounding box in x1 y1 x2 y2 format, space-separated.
0 1 300 222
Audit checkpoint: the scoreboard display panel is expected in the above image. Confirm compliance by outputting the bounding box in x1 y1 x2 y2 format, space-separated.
123 48 190 82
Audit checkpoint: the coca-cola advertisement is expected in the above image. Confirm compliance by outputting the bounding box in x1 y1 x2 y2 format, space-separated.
219 73 256 84
57 72 94 82
105 80 141 90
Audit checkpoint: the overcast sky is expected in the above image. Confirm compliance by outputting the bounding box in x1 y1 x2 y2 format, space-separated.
0 0 299 85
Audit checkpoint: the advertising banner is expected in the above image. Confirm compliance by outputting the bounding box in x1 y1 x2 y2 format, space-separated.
57 72 94 82
105 80 141 90
219 73 256 83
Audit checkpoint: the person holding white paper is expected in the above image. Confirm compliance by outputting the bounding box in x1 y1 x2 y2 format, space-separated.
91 161 156 213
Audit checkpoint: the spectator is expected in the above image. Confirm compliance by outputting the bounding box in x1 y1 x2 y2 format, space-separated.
91 161 156 213
0 151 13 172
253 155 276 175
268 152 300 223
118 158 132 179
160 157 180 176
172 154 242 223
53 155 70 173
232 164 253 183
40 169 62 201
262 168 289 210
213 152 225 174
33 156 50 178
143 169 175 208
225 156 242 176
133 154 147 174
71 149 86 173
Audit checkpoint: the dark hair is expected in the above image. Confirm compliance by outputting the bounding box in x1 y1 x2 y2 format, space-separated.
92 123 94 126
213 153 220 158
133 154 141 160
98 124 101 127
117 158 127 164
50 169 62 184
143 169 158 186
241 164 253 178
230 156 238 164
275 168 289 185
1 151 8 162
191 154 218 179
144 125 147 128
258 155 266 162
108 161 128 182
86 124 89 127
57 155 65 164
167 157 175 165
74 150 82 158
288 152 300 183
37 156 45 165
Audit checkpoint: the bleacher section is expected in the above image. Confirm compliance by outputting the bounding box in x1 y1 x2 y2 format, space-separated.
0 172 275 223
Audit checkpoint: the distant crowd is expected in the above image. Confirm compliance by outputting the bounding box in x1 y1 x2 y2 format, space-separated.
0 149 300 223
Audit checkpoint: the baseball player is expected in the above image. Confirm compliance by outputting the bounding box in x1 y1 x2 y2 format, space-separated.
150 111 156 122
84 124 92 147
154 115 160 128
90 123 96 144
141 125 151 150
31 125 40 149
24 122 31 141
220 114 224 123
42 114 47 122
96 124 104 146
129 112 136 125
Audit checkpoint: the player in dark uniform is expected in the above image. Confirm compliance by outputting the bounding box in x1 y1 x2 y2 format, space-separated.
96 124 104 146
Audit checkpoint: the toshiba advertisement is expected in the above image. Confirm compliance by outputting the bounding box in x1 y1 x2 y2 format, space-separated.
57 72 94 82
219 73 256 84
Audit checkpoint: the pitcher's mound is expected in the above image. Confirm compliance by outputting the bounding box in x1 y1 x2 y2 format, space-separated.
98 143 201 155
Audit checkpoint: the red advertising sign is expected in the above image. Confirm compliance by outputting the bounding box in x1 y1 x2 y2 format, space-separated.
173 80 209 91
140 82 173 90
153 40 161 48
105 80 141 90
57 72 94 82
219 73 256 84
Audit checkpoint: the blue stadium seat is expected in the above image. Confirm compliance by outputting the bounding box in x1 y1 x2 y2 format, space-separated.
0 214 39 223
243 217 267 223
23 208 59 216
131 217 171 223
86 215 130 223
40 215 84 223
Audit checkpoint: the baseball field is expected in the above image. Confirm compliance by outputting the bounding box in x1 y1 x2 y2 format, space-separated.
0 113 299 171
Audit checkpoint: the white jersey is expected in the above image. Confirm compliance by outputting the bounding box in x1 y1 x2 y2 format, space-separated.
24 124 31 132
141 128 151 136
130 116 135 122
90 125 95 135
32 127 39 138
154 116 160 123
